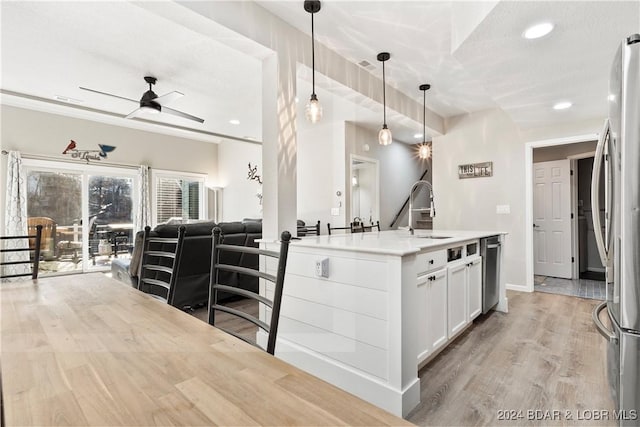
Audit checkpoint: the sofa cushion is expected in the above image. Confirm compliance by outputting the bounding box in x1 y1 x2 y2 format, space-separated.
154 221 216 237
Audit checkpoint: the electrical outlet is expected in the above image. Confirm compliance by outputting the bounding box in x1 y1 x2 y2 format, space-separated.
331 208 340 216
315 258 329 278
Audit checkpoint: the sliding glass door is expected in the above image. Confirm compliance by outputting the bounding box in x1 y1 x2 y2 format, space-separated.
23 159 138 275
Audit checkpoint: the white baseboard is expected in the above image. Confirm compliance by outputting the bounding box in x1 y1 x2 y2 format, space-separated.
506 282 531 293
587 267 605 273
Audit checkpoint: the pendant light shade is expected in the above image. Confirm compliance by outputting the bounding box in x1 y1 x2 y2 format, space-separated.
379 126 393 146
304 0 322 123
418 143 431 159
418 83 431 159
377 52 392 145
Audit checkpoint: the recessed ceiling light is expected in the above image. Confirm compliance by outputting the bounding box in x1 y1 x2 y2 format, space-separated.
523 22 554 39
414 133 423 139
553 101 572 110
229 119 240 125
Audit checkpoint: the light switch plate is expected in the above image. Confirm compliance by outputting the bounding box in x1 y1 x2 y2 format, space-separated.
331 208 340 216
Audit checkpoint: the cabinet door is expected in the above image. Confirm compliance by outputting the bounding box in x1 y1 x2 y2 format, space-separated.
427 268 448 353
467 256 483 321
416 274 430 364
447 261 468 337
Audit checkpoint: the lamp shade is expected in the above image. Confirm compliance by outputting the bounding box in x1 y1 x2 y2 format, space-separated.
418 143 431 159
305 95 323 123
378 125 392 146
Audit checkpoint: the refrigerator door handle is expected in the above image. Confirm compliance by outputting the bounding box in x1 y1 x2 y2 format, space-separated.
593 301 618 343
591 118 611 266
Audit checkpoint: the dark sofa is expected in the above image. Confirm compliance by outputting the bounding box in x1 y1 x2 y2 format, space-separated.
111 220 263 309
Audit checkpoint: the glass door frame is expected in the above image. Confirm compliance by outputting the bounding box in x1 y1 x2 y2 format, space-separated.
22 158 139 274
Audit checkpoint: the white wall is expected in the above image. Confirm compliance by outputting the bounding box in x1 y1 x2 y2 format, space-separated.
345 122 428 230
0 105 218 228
432 107 604 288
433 109 525 287
296 117 346 229
216 140 263 221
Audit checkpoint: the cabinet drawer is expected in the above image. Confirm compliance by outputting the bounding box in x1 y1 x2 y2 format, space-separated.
416 249 447 275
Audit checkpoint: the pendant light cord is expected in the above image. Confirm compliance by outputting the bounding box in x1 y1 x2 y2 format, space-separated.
423 88 426 142
382 60 387 126
311 12 316 96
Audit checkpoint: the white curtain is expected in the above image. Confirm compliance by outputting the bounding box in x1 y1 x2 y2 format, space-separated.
3 151 29 278
135 164 150 232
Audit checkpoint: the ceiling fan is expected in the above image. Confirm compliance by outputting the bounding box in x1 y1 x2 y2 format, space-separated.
80 76 204 123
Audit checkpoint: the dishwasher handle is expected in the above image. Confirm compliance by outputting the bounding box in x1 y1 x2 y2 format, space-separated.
486 243 501 249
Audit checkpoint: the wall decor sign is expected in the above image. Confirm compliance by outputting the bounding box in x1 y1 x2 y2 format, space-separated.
458 161 493 179
62 140 116 163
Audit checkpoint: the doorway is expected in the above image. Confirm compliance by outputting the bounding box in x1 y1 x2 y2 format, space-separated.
524 132 602 293
23 159 138 275
527 136 606 299
350 154 380 227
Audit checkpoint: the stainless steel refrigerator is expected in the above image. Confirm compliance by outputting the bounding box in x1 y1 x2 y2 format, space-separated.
592 33 640 425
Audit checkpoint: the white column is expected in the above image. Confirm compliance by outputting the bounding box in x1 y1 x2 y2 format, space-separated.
261 52 298 240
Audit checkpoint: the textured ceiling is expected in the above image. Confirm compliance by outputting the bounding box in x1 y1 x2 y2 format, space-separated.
1 1 638 145
260 0 640 129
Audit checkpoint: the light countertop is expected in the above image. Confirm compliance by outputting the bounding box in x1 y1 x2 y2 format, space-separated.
289 229 507 256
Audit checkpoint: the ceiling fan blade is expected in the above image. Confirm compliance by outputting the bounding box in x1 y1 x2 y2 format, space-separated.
125 108 143 119
162 106 205 123
154 91 183 106
79 87 138 103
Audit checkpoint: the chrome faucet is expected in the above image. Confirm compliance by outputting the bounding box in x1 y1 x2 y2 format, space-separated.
408 180 435 235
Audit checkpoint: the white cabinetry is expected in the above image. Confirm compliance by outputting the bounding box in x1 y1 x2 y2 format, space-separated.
416 249 447 364
447 261 467 337
467 256 482 321
447 254 483 339
426 268 448 354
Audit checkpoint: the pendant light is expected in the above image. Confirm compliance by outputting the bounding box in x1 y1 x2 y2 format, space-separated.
377 52 392 145
418 84 432 159
304 0 322 123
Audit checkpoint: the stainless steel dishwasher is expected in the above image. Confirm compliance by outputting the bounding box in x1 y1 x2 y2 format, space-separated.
480 235 501 313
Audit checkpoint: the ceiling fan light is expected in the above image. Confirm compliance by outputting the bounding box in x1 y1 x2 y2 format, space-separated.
305 94 323 123
141 105 160 114
418 143 431 159
378 125 392 146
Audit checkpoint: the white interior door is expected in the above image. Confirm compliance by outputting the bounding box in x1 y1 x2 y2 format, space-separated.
533 159 572 278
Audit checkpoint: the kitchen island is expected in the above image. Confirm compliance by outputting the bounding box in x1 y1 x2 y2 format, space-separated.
261 229 507 417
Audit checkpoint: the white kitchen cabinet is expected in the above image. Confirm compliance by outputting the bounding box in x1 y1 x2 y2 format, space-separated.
447 261 467 337
426 268 448 354
467 256 482 321
417 267 448 365
416 273 430 363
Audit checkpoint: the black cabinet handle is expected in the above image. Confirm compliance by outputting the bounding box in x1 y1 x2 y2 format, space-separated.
428 259 434 265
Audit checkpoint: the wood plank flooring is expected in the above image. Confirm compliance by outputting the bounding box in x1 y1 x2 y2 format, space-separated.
407 290 614 426
193 291 614 426
191 298 259 343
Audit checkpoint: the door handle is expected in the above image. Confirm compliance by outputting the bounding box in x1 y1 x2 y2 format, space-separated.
592 301 617 344
591 119 610 266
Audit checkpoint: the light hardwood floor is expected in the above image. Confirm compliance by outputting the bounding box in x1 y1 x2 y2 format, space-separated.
407 290 614 426
193 291 614 426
